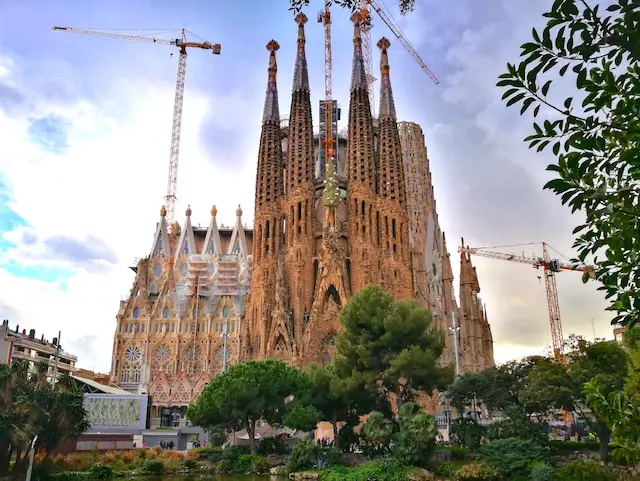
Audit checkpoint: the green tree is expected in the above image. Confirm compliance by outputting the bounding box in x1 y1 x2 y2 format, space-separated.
497 0 640 329
392 402 438 466
187 360 313 454
521 337 629 462
306 363 371 450
0 362 89 475
448 357 539 414
361 411 393 455
335 285 453 408
289 0 417 15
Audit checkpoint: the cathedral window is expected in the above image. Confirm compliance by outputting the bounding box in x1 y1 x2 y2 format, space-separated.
223 306 229 318
132 365 142 383
133 307 140 319
163 307 169 319
155 264 161 277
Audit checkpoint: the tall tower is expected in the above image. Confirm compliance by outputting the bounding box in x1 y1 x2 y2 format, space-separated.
375 37 412 299
273 14 316 362
245 40 285 359
347 13 379 292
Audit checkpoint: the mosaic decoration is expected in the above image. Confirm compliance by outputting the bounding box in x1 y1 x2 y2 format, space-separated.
84 396 143 428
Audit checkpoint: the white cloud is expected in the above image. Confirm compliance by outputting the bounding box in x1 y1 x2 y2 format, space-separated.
0 50 257 371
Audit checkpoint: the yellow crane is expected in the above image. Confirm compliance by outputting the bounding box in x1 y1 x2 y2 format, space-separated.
52 27 221 229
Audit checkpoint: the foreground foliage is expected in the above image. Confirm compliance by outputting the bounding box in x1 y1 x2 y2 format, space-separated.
0 362 89 475
289 0 417 15
498 0 640 329
335 285 453 408
186 359 317 454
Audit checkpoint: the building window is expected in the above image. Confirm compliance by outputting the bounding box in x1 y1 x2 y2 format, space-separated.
163 307 169 319
155 264 162 277
133 307 140 319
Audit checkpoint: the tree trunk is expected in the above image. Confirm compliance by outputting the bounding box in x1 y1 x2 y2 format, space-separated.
598 427 610 464
246 418 257 455
332 411 340 450
395 386 403 412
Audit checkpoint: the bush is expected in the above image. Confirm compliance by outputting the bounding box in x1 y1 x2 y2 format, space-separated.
486 408 548 446
87 463 113 480
315 447 342 469
549 440 600 453
182 458 199 470
287 438 318 473
454 462 500 481
258 436 289 455
321 457 410 481
556 460 614 481
434 460 461 477
251 455 270 475
140 459 164 474
439 445 467 460
529 461 556 481
450 418 487 449
478 437 547 479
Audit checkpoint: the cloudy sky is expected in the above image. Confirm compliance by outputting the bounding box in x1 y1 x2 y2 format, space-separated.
0 0 614 372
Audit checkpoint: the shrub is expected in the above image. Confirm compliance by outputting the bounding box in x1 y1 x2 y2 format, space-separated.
258 436 289 455
434 460 460 477
439 445 467 460
454 462 500 481
182 458 199 470
529 461 556 481
87 463 113 480
478 437 547 479
287 438 317 473
321 457 410 481
556 460 614 481
251 455 270 475
450 418 487 449
140 459 164 474
549 440 600 453
393 402 439 467
486 408 548 446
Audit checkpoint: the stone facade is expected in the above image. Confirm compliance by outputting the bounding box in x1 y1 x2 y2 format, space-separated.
242 14 490 370
110 205 253 423
398 122 494 373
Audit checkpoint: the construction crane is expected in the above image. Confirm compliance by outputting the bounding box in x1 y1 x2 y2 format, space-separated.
355 0 377 115
358 0 439 114
317 2 336 163
52 26 221 229
458 241 595 360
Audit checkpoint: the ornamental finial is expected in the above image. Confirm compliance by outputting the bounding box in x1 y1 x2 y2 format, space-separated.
211 205 217 217
160 205 167 217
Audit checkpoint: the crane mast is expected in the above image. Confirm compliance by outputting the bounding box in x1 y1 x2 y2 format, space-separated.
51 26 221 229
459 242 595 360
318 2 335 163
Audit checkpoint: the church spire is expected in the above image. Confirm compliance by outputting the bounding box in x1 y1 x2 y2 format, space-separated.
287 14 314 191
376 37 404 205
377 37 396 120
150 205 170 257
262 40 280 124
350 13 368 92
347 12 375 190
292 13 309 92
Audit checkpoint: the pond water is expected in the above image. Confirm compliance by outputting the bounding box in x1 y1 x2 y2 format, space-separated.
140 476 283 480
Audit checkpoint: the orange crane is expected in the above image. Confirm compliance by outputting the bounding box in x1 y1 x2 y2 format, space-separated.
52 27 221 229
357 0 439 117
317 2 336 164
458 242 595 360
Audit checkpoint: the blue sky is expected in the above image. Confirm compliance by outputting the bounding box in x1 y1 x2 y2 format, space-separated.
0 0 615 371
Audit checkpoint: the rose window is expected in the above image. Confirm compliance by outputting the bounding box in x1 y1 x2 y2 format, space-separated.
185 346 202 361
217 345 233 368
124 345 141 363
154 345 170 362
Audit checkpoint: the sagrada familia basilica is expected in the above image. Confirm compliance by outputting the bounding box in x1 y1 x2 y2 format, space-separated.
110 13 494 425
